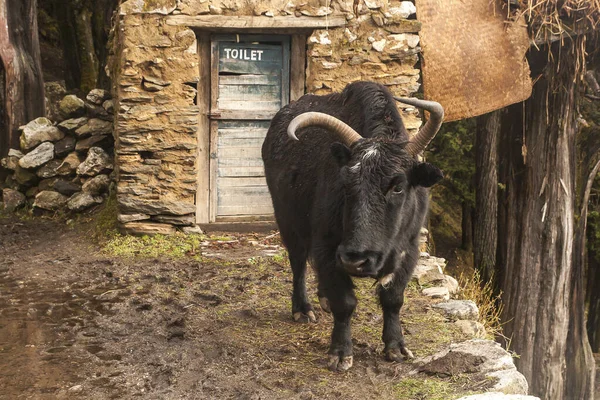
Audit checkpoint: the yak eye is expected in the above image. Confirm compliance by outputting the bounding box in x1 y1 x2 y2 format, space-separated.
392 184 404 194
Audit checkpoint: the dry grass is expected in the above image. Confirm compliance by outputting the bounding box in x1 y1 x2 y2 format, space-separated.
510 0 600 43
457 269 504 340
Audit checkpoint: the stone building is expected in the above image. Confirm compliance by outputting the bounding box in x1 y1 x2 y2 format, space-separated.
111 0 423 234
110 0 529 234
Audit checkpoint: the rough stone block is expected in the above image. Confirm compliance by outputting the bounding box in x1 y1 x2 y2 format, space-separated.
121 221 176 236
19 142 55 169
19 118 64 151
432 300 479 321
34 190 68 211
2 188 26 212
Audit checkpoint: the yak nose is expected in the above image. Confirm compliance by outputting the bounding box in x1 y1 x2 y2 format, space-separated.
337 247 373 275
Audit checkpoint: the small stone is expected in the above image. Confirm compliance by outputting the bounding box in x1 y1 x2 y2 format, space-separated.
36 159 63 178
389 1 416 19
67 192 103 212
19 117 64 151
432 300 479 321
38 177 59 191
182 225 203 234
54 180 82 196
422 287 450 300
2 188 26 212
26 186 40 198
417 268 447 286
74 119 113 138
58 117 89 133
86 89 110 105
54 136 77 157
455 320 486 338
103 100 114 114
444 275 459 294
1 149 23 170
84 102 112 120
120 0 177 14
59 95 86 119
14 165 37 186
34 190 68 211
77 147 113 176
75 135 110 152
82 174 110 195
372 39 387 52
121 222 176 236
57 152 83 176
117 213 150 223
18 142 54 169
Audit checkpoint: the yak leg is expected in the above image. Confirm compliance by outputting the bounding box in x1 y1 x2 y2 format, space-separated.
378 276 413 362
319 268 356 371
284 236 315 323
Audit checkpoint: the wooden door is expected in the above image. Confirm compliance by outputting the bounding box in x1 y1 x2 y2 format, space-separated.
209 34 290 222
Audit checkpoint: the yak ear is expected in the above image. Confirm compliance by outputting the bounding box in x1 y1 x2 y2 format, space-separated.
410 162 443 188
330 142 352 166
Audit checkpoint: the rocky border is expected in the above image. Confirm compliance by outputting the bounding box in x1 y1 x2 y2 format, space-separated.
411 252 540 399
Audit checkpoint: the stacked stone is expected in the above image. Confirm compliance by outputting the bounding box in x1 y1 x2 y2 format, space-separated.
1 89 114 214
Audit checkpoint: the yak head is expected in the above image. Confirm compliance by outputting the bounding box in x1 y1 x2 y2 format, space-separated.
287 97 444 278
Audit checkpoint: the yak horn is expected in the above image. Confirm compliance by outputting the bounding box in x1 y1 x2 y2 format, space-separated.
287 112 363 147
394 97 444 156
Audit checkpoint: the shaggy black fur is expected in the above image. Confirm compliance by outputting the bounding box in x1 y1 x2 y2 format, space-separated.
262 81 443 371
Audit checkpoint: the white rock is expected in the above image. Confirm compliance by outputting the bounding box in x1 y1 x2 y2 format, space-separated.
372 39 386 52
422 287 450 300
18 142 54 169
389 1 416 18
77 147 113 176
432 300 479 321
456 394 539 400
444 275 459 294
344 28 358 43
455 320 486 338
19 117 64 151
487 369 530 395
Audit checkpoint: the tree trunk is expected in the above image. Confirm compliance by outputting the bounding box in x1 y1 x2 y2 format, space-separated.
0 0 44 157
52 0 117 92
474 111 500 283
587 249 600 352
497 41 595 399
461 201 473 251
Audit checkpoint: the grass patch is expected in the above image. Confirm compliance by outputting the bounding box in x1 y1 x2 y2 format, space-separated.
457 269 504 340
104 232 206 258
93 189 118 239
394 377 462 400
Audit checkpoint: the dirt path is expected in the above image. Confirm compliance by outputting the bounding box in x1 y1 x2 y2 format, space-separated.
0 215 477 400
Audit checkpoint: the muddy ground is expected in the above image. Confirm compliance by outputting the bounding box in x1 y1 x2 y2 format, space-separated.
0 214 497 399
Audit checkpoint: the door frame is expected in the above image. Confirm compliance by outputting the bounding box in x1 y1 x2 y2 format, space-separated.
196 32 307 224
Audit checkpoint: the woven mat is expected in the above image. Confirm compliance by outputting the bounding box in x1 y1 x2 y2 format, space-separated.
416 0 532 121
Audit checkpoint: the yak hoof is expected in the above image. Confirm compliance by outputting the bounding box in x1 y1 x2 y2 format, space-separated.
293 311 317 323
328 355 353 372
385 347 414 362
319 297 331 313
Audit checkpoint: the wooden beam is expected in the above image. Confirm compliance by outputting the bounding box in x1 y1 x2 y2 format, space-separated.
195 32 211 224
166 15 346 29
290 34 306 101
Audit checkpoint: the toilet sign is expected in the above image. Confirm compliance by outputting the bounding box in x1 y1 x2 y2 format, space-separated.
218 42 282 75
223 48 265 61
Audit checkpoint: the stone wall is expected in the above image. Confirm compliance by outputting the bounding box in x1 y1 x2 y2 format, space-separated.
112 0 423 234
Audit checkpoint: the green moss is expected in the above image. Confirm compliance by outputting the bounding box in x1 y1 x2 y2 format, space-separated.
394 377 472 400
104 232 206 258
